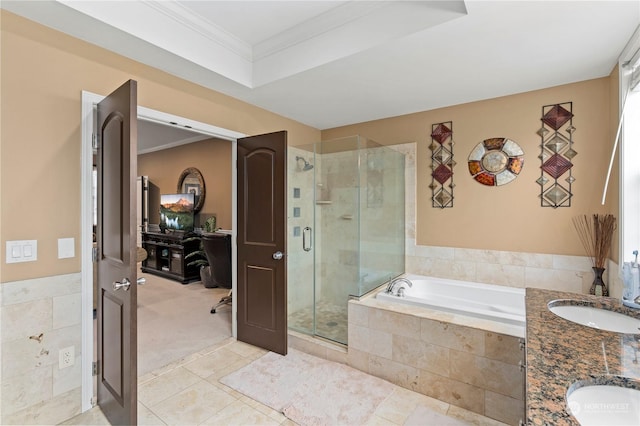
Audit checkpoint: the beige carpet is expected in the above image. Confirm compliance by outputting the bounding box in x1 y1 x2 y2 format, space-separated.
220 348 394 425
137 270 232 376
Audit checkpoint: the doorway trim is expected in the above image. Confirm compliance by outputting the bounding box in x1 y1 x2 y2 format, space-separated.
80 90 245 411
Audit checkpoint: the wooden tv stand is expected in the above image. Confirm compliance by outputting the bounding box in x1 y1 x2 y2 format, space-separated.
141 231 200 284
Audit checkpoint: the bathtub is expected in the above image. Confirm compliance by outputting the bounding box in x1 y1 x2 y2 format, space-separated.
376 274 525 330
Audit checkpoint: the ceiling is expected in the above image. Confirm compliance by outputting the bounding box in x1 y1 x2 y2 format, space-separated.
3 0 640 139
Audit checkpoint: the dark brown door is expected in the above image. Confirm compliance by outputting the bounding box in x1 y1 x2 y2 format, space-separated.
237 131 287 355
96 80 138 425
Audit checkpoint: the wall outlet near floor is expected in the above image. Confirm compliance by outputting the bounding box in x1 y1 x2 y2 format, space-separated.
59 346 74 369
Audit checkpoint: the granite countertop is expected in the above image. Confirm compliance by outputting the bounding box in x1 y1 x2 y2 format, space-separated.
526 288 640 425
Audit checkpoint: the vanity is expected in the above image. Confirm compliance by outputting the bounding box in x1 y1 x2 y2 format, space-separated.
525 288 640 425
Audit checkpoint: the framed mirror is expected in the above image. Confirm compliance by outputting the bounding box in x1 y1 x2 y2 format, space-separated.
177 167 205 213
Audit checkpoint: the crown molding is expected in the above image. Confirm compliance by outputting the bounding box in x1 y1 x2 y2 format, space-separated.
253 1 387 61
145 1 252 62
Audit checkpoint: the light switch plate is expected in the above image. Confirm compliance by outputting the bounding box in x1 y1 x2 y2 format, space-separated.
6 240 38 263
58 238 75 259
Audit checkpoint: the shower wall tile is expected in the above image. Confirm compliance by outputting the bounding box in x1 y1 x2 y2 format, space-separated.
405 238 416 257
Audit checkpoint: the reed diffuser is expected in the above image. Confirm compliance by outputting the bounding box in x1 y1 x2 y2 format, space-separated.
572 214 617 296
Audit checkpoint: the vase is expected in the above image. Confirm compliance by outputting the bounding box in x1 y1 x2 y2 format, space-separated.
589 267 608 296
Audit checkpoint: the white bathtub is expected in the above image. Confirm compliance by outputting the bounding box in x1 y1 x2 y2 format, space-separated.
376 274 525 330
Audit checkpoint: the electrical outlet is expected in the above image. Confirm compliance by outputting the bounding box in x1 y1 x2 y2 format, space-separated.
59 346 74 369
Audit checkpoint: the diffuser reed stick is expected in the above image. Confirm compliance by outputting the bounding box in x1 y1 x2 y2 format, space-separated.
572 214 617 269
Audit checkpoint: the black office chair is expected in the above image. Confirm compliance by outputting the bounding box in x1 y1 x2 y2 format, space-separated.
202 233 232 313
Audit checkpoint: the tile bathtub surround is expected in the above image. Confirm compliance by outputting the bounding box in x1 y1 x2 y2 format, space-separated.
525 288 640 425
348 297 526 425
405 245 606 296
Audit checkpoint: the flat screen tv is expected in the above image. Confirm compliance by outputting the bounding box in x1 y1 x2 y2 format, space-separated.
160 193 195 232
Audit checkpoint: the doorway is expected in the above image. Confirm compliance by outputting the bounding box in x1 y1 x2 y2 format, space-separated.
80 90 245 411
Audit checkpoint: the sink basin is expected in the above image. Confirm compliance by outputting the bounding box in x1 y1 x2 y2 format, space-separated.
548 303 640 334
567 385 640 425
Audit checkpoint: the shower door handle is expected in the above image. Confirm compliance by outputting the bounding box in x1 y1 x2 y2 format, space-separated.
303 227 312 252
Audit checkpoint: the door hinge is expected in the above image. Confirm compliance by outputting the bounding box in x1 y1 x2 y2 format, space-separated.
92 246 98 262
92 133 99 150
92 361 98 376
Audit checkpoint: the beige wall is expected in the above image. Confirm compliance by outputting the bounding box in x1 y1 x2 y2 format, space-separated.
138 138 233 230
322 78 620 260
0 10 321 283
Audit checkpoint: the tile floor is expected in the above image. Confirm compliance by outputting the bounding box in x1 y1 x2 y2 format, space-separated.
63 338 508 426
288 299 348 344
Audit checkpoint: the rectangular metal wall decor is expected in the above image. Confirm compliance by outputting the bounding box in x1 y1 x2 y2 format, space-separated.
537 102 576 208
429 121 455 208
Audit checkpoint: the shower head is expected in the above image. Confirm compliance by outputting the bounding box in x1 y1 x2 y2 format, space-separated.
296 156 314 171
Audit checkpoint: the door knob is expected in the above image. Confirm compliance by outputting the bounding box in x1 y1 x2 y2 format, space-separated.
272 251 284 260
113 278 131 291
137 277 146 285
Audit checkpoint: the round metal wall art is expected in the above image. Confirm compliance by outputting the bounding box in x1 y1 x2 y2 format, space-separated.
468 138 524 186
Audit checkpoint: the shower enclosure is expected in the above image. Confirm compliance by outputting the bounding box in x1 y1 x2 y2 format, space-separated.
287 136 405 345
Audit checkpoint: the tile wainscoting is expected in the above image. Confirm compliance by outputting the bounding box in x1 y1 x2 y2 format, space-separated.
0 273 83 425
405 244 621 297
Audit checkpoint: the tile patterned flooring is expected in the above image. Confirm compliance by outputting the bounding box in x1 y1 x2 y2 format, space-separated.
63 339 507 426
288 300 349 344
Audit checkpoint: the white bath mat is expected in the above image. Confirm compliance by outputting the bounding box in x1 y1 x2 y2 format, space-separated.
220 348 394 425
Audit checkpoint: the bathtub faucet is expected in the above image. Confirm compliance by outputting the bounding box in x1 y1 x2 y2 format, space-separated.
386 277 413 296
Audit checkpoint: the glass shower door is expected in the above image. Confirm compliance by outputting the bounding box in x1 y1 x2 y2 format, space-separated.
312 138 360 344
287 145 316 336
